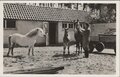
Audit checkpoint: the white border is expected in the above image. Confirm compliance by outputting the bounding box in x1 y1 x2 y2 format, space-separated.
0 1 119 77
0 1 3 75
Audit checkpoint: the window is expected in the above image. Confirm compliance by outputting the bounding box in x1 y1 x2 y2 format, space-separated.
62 23 67 28
62 23 74 29
69 23 73 28
4 19 16 29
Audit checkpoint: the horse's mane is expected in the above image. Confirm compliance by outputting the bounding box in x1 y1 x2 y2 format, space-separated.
64 32 68 38
64 29 68 36
26 28 38 37
63 28 70 42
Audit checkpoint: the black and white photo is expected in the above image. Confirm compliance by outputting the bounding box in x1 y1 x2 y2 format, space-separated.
1 1 119 76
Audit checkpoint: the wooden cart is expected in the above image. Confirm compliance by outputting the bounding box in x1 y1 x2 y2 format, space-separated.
89 34 116 53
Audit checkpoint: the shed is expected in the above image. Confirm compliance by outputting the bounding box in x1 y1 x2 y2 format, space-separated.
3 3 88 47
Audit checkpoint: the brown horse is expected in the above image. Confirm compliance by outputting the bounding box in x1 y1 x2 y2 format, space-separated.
74 20 83 55
74 20 91 58
63 28 70 55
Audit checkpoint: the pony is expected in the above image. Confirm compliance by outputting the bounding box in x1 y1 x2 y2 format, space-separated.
74 20 91 58
63 28 70 55
7 27 46 56
74 20 83 55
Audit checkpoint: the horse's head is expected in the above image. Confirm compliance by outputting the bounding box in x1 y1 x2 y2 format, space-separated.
64 28 69 34
64 28 69 37
36 28 46 37
73 19 80 29
73 20 82 32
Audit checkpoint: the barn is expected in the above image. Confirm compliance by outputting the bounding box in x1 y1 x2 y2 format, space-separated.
3 3 88 47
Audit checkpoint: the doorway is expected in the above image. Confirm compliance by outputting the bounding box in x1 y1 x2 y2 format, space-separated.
49 22 58 45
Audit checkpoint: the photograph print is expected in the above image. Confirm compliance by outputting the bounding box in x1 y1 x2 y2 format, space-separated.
3 2 117 74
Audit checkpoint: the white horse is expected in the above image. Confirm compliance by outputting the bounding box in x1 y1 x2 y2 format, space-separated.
7 27 46 56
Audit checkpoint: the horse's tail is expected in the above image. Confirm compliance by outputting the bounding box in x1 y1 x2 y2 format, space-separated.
8 35 12 48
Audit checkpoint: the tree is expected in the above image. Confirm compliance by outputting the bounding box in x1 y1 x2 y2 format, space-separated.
85 4 116 23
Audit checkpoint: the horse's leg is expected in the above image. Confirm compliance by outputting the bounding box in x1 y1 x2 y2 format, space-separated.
7 36 12 56
7 47 11 56
11 43 15 56
78 43 80 55
76 42 79 54
28 46 31 56
63 43 66 55
80 42 82 54
68 43 70 55
75 42 77 54
78 47 80 55
32 46 34 56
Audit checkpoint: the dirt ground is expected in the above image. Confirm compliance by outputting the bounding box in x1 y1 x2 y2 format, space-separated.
3 45 116 74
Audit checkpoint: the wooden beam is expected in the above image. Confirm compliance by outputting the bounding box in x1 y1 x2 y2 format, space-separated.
4 66 64 74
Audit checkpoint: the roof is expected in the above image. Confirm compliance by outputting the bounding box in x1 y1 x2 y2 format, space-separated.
3 3 88 22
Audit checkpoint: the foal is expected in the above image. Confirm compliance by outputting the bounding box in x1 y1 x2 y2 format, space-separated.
63 28 70 55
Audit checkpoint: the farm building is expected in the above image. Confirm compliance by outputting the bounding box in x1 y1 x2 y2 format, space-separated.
3 3 88 47
3 3 116 48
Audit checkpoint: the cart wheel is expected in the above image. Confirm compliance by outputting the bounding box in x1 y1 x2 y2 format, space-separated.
89 42 94 53
95 42 105 52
